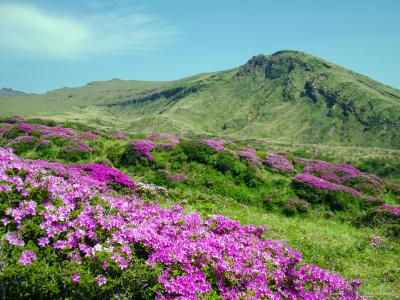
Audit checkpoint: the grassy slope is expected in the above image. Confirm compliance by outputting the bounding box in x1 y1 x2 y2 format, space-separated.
2 117 399 298
1 51 399 148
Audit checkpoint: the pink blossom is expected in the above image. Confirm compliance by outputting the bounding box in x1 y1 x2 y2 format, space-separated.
71 273 81 283
96 275 107 286
18 250 37 266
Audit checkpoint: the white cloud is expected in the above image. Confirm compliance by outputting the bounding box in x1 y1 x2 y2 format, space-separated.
0 3 177 59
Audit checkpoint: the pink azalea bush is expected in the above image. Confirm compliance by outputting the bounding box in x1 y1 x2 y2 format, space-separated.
131 140 156 161
293 173 361 196
0 147 363 299
379 205 400 216
203 139 225 151
265 153 294 173
69 163 135 190
293 158 385 199
237 147 262 165
79 132 100 140
148 133 180 150
109 133 129 140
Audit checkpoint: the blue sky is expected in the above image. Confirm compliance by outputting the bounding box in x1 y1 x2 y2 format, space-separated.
0 0 399 93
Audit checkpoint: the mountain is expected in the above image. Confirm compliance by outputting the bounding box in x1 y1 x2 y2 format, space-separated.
0 87 25 96
0 50 399 148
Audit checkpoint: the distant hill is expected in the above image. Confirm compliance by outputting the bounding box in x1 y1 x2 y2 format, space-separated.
0 50 399 148
0 87 25 96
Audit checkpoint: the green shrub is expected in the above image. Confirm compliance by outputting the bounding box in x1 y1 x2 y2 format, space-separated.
344 176 383 196
105 144 125 167
3 128 25 140
12 139 40 155
211 151 237 174
283 198 310 216
354 208 400 238
120 143 138 165
292 180 360 211
179 140 215 164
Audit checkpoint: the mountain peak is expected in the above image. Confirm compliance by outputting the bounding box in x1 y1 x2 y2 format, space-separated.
0 87 25 96
238 50 324 79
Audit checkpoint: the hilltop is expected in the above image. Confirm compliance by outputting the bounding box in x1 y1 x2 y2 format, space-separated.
0 87 25 96
0 51 399 148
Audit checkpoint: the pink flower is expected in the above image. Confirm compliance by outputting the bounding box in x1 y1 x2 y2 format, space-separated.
4 232 25 247
37 237 50 247
71 273 81 283
131 140 155 161
96 275 107 286
203 139 225 151
18 250 37 266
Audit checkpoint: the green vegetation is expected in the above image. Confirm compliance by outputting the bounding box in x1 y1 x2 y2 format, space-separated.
1 50 399 148
1 117 399 298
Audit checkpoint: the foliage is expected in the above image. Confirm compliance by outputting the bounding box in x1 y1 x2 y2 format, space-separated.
0 148 364 299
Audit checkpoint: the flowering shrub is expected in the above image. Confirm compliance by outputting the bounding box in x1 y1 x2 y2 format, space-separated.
7 116 25 123
148 133 180 150
354 205 400 238
168 174 185 182
293 173 361 196
362 197 385 209
379 205 400 215
295 159 384 195
109 133 129 140
0 122 12 127
69 164 135 190
292 174 361 210
0 148 363 299
131 140 156 161
59 140 94 162
15 123 35 133
78 132 100 140
265 153 294 173
179 139 216 164
203 139 225 151
237 147 262 165
283 198 310 215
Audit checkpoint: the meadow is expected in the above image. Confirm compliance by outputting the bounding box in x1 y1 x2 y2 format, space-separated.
0 117 399 298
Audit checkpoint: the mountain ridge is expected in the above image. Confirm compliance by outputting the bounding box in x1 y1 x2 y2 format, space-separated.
0 50 399 148
0 87 25 96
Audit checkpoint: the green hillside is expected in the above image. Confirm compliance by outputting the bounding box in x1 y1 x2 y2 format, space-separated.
0 117 399 298
1 50 400 148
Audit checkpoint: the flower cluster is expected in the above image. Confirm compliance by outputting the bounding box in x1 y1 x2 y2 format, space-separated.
131 140 156 161
293 173 361 196
0 122 13 127
0 118 88 152
298 159 383 186
78 132 100 140
378 205 400 216
0 148 363 299
38 126 75 138
15 123 35 132
109 133 129 140
7 116 26 123
18 250 37 266
237 147 262 165
69 163 135 190
294 158 384 197
62 140 94 153
203 139 225 151
147 133 180 150
265 153 294 172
